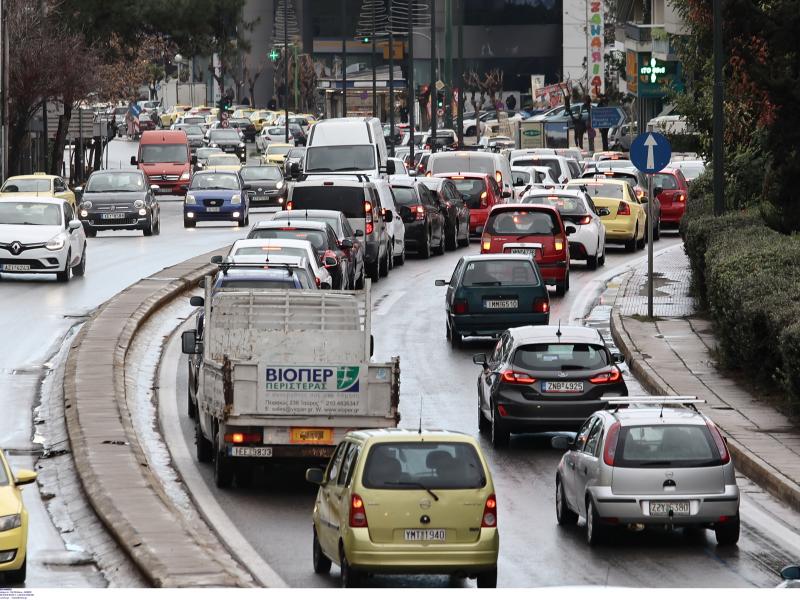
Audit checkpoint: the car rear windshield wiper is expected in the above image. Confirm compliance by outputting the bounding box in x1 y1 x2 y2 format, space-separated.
558 364 591 370
471 281 501 286
382 480 439 501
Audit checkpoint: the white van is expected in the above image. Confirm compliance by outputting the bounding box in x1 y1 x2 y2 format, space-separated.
303 117 394 180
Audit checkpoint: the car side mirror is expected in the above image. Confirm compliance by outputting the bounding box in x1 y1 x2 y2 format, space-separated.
653 186 663 197
354 229 364 237
191 155 198 165
150 185 160 192
13 469 37 486
611 351 625 364
434 279 448 287
181 330 199 354
290 162 301 178
340 238 354 250
383 209 393 222
211 255 223 264
597 207 610 217
502 190 512 198
74 186 84 195
324 255 338 268
305 467 324 486
130 156 138 166
385 160 396 175
472 353 487 366
781 565 800 580
190 296 204 307
68 219 82 231
551 435 576 450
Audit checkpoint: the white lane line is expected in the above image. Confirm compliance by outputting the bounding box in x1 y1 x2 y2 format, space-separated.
158 320 288 588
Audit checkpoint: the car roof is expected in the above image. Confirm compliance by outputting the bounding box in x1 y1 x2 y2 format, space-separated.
5 174 56 181
272 209 342 220
343 428 481 446
388 176 423 187
525 189 584 198
507 325 604 345
606 406 708 426
436 171 489 179
293 179 368 189
461 254 536 263
251 220 330 232
488 202 560 215
0 195 63 205
219 268 298 281
232 238 313 250
568 178 626 187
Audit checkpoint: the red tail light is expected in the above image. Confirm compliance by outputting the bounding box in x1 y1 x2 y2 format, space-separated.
589 368 622 384
676 193 686 202
407 204 426 220
315 276 321 287
286 200 294 210
500 370 537 384
349 494 368 527
533 298 549 313
706 420 730 463
576 215 591 225
481 236 491 252
481 494 498 527
617 202 631 216
224 431 262 444
603 422 621 466
365 200 374 234
453 299 469 314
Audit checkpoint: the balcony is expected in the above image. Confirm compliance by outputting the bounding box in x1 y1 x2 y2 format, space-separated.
624 22 654 53
652 34 678 61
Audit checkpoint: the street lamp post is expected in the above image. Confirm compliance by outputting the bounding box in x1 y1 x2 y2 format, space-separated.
175 53 183 105
712 0 724 216
284 1 290 143
430 0 436 147
407 0 415 165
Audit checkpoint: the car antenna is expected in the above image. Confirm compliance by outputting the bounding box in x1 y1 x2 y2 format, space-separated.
418 394 424 435
556 319 562 338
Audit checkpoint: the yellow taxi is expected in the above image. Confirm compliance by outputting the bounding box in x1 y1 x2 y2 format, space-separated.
0 449 37 584
160 104 191 127
263 143 293 166
306 429 499 588
0 174 77 209
204 153 243 173
250 110 276 131
233 108 256 120
565 177 646 252
297 113 318 126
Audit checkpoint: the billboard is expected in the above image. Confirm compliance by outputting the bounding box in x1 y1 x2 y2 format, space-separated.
588 0 605 95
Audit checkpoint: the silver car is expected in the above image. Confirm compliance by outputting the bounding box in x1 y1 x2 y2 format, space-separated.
552 398 740 546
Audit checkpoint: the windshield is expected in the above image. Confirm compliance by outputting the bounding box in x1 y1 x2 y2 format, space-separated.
462 259 538 286
210 130 240 142
596 160 633 169
241 166 282 181
485 209 558 235
267 146 291 157
512 157 560 176
566 182 624 200
429 154 495 177
362 442 486 490
653 173 678 190
1 178 50 193
0 202 62 226
207 155 241 166
248 228 327 252
183 117 205 125
451 178 488 209
190 172 239 190
305 145 376 172
390 187 418 206
512 343 609 371
615 425 723 468
140 144 188 164
512 170 530 185
86 172 145 192
184 126 203 136
289 186 366 219
530 194 586 216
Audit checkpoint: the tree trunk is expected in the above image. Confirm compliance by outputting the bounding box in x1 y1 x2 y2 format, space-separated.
50 102 73 177
9 114 34 176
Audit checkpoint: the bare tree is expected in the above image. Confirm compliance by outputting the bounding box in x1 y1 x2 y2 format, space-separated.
482 68 504 111
244 57 267 107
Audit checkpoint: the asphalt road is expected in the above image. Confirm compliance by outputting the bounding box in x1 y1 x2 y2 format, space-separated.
161 226 800 588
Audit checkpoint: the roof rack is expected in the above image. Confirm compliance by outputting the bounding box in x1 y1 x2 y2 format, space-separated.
607 396 703 413
216 259 297 275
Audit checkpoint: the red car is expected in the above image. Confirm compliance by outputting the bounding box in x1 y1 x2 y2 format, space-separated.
438 172 507 236
653 167 690 227
480 203 574 296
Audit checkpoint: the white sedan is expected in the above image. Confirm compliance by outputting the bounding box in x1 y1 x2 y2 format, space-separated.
256 126 294 151
0 197 87 282
524 189 607 270
226 238 332 289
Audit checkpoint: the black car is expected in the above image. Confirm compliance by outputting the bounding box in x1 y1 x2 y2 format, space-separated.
206 129 246 160
389 177 446 259
283 147 306 179
473 325 628 447
76 169 160 237
420 177 471 250
230 118 257 143
288 123 307 146
270 208 366 289
239 165 287 208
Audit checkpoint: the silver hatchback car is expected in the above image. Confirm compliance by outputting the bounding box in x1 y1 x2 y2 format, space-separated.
552 398 740 546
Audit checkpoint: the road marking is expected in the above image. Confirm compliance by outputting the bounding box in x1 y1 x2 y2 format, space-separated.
374 289 407 316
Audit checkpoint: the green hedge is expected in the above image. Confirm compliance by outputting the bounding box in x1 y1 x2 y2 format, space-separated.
681 207 800 413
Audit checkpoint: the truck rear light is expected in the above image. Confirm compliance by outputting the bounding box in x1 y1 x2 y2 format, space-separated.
603 422 621 466
481 494 498 527
589 368 622 384
533 298 549 313
500 370 537 384
453 299 469 314
349 494 369 527
706 420 730 463
366 223 374 235
224 431 262 444
617 202 631 216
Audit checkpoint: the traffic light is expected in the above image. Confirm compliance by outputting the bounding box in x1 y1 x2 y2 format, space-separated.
218 96 232 113
436 91 444 109
361 35 370 44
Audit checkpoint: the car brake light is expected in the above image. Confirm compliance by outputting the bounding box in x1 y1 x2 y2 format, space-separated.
224 432 262 444
577 215 591 225
315 276 321 287
501 370 537 384
481 237 491 252
617 202 631 216
349 493 368 527
286 200 293 210
589 368 622 384
677 193 686 202
706 420 730 463
533 298 549 313
603 422 621 466
481 494 498 527
453 299 469 314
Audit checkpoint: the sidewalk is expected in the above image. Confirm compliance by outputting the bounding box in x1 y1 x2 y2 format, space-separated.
610 244 800 512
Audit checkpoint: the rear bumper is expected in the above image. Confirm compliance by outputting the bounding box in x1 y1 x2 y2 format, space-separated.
660 204 686 225
538 261 568 285
602 215 638 240
452 312 549 337
592 485 740 524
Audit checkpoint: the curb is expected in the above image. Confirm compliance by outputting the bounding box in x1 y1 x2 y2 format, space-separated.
63 248 256 587
610 304 800 514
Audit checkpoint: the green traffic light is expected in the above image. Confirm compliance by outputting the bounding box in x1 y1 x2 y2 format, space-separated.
362 36 370 43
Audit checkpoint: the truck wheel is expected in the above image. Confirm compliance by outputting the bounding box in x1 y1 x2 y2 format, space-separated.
367 258 380 282
214 442 233 489
195 421 212 463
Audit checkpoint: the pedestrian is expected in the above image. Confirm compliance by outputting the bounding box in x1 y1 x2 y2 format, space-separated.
597 93 610 151
566 92 587 149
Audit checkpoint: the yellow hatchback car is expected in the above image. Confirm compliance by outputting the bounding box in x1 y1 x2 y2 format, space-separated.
0 449 37 584
204 153 243 173
1 174 77 210
306 429 499 588
565 178 646 252
263 143 293 166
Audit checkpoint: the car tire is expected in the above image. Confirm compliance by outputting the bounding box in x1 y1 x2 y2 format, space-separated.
419 230 432 259
154 214 161 235
587 253 598 270
367 257 380 282
340 547 361 588
556 278 567 296
625 233 637 252
73 245 87 277
585 497 607 546
714 513 740 546
56 252 72 283
477 568 497 588
598 249 606 266
187 388 196 419
446 221 457 251
490 404 510 448
214 433 233 489
195 420 212 463
433 229 446 256
447 319 461 348
556 477 579 526
655 218 661 240
5 557 26 584
379 245 390 277
312 528 332 574
637 224 646 249
478 402 490 434
143 217 154 236
458 226 470 247
395 245 405 266
184 218 196 229
84 225 97 238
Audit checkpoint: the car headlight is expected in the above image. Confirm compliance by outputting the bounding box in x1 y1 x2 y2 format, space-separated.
210 143 218 148
133 199 145 208
81 200 92 209
46 232 67 251
180 171 190 180
274 181 283 189
239 142 245 147
185 194 195 205
0 514 21 532
231 194 241 205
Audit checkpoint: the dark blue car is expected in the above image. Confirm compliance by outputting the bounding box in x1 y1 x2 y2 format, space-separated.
183 170 251 228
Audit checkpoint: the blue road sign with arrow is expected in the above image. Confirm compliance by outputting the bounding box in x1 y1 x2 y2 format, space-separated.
630 132 671 174
590 107 626 129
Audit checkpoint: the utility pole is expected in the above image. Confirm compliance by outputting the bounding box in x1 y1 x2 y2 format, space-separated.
284 0 289 143
456 0 463 147
372 8 377 117
444 0 452 129
429 0 436 148
712 0 724 216
407 0 415 166
0 0 8 180
389 30 395 156
40 0 48 172
342 1 347 117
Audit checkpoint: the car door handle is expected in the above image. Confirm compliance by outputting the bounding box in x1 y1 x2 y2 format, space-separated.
567 461 575 469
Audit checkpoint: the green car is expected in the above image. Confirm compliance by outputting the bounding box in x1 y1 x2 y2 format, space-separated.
436 254 550 347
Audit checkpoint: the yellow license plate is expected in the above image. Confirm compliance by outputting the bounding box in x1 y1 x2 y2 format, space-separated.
290 428 333 445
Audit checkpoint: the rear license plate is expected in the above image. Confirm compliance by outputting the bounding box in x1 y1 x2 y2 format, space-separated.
404 529 446 542
290 427 333 445
101 213 125 219
485 299 518 309
230 446 272 458
508 248 537 256
542 381 584 393
650 501 690 516
2 264 30 272
206 207 221 212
